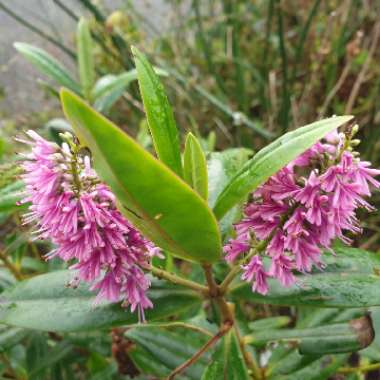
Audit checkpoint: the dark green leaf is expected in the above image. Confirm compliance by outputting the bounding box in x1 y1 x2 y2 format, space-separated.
245 316 374 354
0 270 201 332
127 326 210 379
183 133 208 199
14 42 81 94
201 330 250 380
213 116 353 219
270 354 348 380
77 18 95 100
61 89 221 263
131 46 183 177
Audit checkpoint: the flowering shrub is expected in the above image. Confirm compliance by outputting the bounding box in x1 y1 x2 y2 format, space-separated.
2 39 380 379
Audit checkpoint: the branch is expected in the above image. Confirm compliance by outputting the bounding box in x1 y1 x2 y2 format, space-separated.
149 265 208 295
219 239 268 294
338 362 380 374
0 249 23 281
166 322 232 380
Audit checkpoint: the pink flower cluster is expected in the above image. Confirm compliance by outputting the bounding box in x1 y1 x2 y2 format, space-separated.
225 129 380 295
19 131 159 319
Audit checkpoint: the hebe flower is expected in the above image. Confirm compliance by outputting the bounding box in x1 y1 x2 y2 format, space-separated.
224 127 380 295
18 130 159 320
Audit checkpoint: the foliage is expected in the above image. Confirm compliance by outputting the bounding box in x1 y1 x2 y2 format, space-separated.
1 1 380 379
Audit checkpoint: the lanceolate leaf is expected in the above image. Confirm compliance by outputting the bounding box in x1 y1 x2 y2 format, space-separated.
92 67 167 113
92 68 167 100
201 330 250 380
244 316 374 354
77 18 95 100
0 270 201 332
60 89 221 263
183 133 208 199
132 46 183 177
14 42 81 94
213 116 353 219
127 327 210 379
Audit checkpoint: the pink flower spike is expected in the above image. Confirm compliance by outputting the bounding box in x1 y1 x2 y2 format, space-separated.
224 127 380 296
19 130 160 317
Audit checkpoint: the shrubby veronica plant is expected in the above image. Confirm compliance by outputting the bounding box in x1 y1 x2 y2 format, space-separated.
5 25 380 379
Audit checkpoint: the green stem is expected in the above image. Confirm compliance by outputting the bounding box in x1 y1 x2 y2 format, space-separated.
219 239 268 294
149 266 209 295
0 249 23 281
338 362 380 374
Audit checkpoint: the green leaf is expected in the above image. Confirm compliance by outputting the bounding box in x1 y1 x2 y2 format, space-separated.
0 270 201 332
213 116 354 219
127 326 210 379
232 248 380 308
61 89 221 263
201 330 250 380
14 42 81 94
92 67 167 114
270 354 348 380
245 315 374 354
183 133 208 199
92 68 167 100
207 148 252 238
248 316 291 331
131 46 183 177
77 18 95 100
0 181 26 213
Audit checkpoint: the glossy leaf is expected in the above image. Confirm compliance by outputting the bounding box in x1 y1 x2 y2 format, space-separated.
183 133 208 199
77 18 95 100
14 42 81 94
201 330 250 380
0 270 201 332
61 89 221 263
131 46 183 177
245 316 374 354
213 116 353 219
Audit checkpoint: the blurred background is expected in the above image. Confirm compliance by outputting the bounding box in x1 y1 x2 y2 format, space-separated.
1 0 380 379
